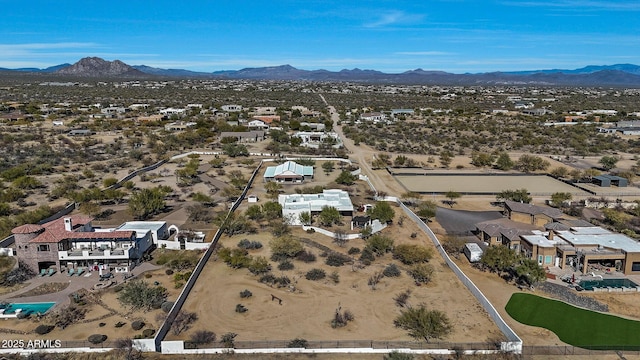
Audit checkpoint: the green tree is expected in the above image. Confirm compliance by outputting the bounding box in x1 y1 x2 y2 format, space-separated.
393 244 433 265
439 150 453 168
515 258 546 286
415 200 437 222
270 236 303 259
321 161 335 174
117 280 167 311
496 189 532 204
318 206 341 226
128 187 168 220
494 152 514 171
480 246 518 275
12 176 42 190
365 234 394 256
443 191 461 208
515 155 550 173
245 204 263 220
335 170 358 185
599 155 619 171
298 211 312 225
550 192 572 208
471 152 495 168
264 181 282 199
550 167 569 178
222 143 249 157
368 201 395 224
261 201 283 220
394 306 452 342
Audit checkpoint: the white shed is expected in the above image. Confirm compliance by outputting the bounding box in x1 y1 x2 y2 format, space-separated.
464 243 483 263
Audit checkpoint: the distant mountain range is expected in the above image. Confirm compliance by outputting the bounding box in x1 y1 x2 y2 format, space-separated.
3 57 640 86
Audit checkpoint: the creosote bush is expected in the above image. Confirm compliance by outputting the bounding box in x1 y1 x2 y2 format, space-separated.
305 268 326 281
239 289 253 298
383 263 401 277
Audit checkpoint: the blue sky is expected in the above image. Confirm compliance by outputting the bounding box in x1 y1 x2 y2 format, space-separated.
3 0 640 73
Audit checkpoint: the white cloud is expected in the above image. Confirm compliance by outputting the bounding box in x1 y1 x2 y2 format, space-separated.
363 11 424 28
394 51 452 56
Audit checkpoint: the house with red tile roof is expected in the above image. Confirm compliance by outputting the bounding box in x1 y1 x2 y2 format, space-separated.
12 215 167 274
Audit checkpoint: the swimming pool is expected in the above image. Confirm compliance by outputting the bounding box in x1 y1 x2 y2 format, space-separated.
578 278 639 291
0 302 56 315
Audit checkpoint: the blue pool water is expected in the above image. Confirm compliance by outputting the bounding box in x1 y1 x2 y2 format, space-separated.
578 278 639 291
0 302 56 315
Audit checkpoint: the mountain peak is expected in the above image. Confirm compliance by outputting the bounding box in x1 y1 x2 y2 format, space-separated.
56 57 146 77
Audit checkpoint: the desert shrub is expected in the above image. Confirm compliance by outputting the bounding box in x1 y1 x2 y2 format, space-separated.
359 248 375 265
47 305 87 329
247 256 271 275
368 272 384 290
144 273 152 279
161 301 174 313
259 274 276 284
239 289 253 298
383 264 401 277
306 228 315 233
218 247 252 269
408 263 435 284
348 247 361 255
235 304 248 313
165 269 174 275
237 239 262 250
17 311 29 319
296 250 316 263
287 338 309 348
0 260 36 286
305 268 326 281
278 260 294 270
393 244 433 265
384 351 415 360
365 234 394 256
220 332 237 348
131 320 145 331
331 309 355 328
191 330 216 344
329 271 340 284
171 311 197 335
270 236 303 259
115 321 126 328
275 276 291 287
99 322 106 327
325 252 351 267
142 328 155 337
394 289 412 308
113 284 124 292
88 334 107 344
34 324 54 335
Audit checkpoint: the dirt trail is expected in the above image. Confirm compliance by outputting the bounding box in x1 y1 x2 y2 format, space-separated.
321 95 407 197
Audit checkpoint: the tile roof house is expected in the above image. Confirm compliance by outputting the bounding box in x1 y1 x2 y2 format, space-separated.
504 200 564 227
12 216 167 274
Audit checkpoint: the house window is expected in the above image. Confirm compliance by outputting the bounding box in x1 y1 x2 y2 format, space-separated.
632 262 640 272
537 255 543 265
545 255 552 264
37 244 50 252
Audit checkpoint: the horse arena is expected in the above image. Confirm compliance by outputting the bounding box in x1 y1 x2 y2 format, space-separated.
393 173 585 196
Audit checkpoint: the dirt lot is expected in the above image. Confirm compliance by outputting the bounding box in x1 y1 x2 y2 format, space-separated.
176 215 502 344
395 174 587 196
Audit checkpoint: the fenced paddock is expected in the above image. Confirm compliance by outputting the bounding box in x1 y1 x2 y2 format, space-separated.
394 173 588 196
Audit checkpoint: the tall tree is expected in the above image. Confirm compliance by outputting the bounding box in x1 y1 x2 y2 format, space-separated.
394 306 453 342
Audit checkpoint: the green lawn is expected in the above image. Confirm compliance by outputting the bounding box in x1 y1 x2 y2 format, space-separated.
506 292 640 350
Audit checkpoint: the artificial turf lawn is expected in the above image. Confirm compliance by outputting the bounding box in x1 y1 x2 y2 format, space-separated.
506 292 640 350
